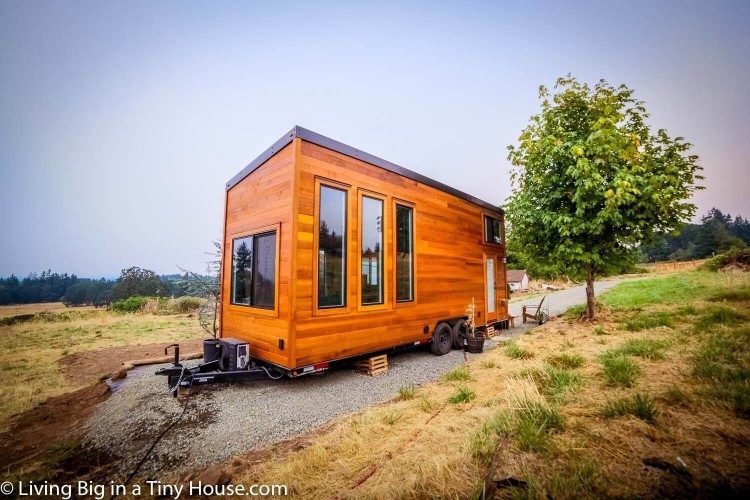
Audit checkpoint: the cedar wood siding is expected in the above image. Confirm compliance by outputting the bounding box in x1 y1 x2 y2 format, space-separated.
221 142 295 367
292 140 508 367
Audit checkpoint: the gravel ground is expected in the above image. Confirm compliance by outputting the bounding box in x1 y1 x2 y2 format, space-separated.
84 329 526 480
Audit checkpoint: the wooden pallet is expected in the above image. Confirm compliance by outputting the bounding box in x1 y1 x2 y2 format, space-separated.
355 354 388 376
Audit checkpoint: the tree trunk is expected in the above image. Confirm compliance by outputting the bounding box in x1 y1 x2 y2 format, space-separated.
585 265 596 320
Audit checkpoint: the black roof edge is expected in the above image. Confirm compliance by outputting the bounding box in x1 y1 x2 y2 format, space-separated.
226 125 503 214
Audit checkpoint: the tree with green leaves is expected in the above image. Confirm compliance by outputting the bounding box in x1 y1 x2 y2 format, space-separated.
111 266 168 301
506 76 703 318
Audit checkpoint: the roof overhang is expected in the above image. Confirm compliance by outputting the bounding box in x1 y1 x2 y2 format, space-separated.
226 126 503 214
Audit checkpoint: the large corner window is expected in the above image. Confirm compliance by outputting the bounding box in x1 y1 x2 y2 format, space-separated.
396 204 414 302
484 215 502 244
231 230 276 309
318 185 347 308
361 196 384 305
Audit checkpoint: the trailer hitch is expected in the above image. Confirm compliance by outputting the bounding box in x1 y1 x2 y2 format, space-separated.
164 343 180 366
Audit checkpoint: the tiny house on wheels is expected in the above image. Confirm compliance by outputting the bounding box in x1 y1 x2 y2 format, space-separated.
220 126 509 376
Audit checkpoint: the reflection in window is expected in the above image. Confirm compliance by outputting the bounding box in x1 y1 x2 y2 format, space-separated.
396 204 414 302
231 236 253 305
318 186 347 308
484 215 502 244
252 232 276 308
361 196 383 305
231 231 276 309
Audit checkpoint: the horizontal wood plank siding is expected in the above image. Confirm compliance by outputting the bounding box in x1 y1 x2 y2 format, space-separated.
220 143 295 367
291 140 507 367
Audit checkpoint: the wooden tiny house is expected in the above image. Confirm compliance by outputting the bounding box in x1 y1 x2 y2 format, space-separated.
220 126 508 374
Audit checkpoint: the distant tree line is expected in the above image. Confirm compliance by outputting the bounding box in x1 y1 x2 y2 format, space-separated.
0 267 218 306
506 207 748 279
640 208 750 262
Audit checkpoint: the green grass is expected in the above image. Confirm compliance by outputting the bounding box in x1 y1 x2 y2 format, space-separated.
623 311 674 331
691 327 750 417
448 385 476 404
381 410 404 425
505 341 534 359
600 353 641 387
546 353 585 370
398 384 417 400
417 396 437 413
610 338 670 360
663 385 691 406
523 364 584 402
514 402 564 452
708 287 750 303
694 306 747 330
467 413 510 464
444 365 473 382
599 272 716 310
603 393 659 423
480 359 498 369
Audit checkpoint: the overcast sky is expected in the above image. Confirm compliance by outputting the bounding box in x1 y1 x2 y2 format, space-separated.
1 0 748 278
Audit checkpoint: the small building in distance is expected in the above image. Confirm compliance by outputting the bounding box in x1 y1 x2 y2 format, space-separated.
507 269 529 292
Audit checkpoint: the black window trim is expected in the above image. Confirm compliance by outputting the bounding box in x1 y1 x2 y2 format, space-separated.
230 229 277 310
483 214 503 245
317 183 348 309
395 203 415 303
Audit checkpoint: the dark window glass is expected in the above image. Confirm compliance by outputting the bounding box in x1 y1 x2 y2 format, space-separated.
231 231 276 308
396 204 414 302
361 196 383 305
231 236 253 305
252 232 276 309
484 215 502 244
318 186 347 308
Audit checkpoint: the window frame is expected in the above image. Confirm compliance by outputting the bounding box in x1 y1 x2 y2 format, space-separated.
483 213 503 246
312 177 352 316
393 199 416 305
228 223 280 317
357 189 389 311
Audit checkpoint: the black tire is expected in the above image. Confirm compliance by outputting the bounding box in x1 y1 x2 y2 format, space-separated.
451 320 466 350
431 322 453 356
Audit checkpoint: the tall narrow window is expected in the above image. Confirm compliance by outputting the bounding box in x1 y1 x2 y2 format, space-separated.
396 204 414 302
484 215 502 244
318 186 347 308
252 232 276 309
231 230 276 308
361 196 383 305
231 236 253 305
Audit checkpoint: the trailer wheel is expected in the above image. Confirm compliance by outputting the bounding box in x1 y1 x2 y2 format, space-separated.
431 322 452 355
451 320 466 350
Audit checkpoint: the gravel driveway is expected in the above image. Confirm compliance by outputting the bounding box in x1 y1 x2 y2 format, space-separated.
84 280 622 479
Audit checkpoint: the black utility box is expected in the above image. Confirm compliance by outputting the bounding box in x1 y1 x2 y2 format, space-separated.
219 337 250 371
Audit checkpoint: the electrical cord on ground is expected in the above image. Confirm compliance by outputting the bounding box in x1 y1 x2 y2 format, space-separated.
117 368 195 496
261 365 284 380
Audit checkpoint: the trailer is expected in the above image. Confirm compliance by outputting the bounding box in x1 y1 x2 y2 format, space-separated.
210 126 510 376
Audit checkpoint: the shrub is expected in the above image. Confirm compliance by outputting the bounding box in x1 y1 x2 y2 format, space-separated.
505 341 534 360
603 393 659 423
397 384 417 400
600 353 641 387
110 295 149 313
444 365 473 382
169 296 205 313
547 353 585 370
698 247 750 272
448 385 475 404
624 311 674 331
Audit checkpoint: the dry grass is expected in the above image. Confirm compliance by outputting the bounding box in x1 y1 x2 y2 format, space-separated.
225 271 750 498
0 302 95 318
0 302 203 428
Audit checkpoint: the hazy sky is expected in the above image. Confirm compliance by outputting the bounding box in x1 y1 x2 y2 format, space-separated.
1 0 748 278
